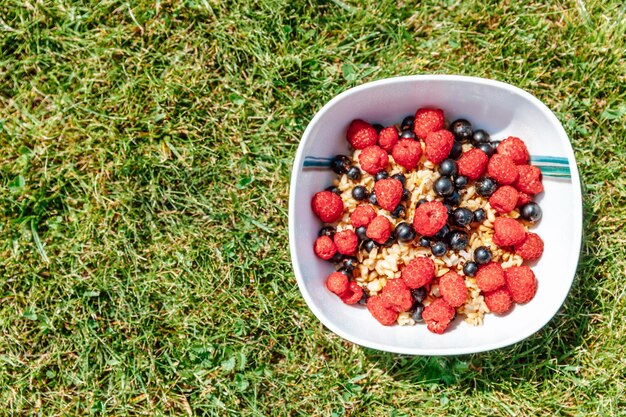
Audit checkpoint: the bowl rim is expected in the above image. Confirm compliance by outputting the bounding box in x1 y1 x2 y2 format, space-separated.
289 74 583 355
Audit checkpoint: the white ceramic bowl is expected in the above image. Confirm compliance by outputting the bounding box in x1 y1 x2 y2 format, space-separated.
289 75 582 355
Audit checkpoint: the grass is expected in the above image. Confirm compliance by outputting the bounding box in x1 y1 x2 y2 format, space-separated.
1 0 625 415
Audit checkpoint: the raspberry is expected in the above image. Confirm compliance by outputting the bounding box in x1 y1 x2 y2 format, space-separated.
413 108 444 140
487 154 519 185
340 281 364 305
367 295 398 326
391 139 422 170
497 136 529 165
475 261 505 293
515 164 543 195
517 191 532 207
374 178 403 212
366 215 392 244
350 204 376 228
514 232 544 261
378 126 399 152
401 256 435 289
457 148 488 180
484 287 513 314
493 217 526 247
422 298 455 334
314 235 337 260
381 278 413 312
424 130 455 164
412 200 448 236
326 271 349 295
505 265 537 303
489 185 519 214
311 191 343 223
358 145 388 175
334 229 358 255
347 119 378 150
439 271 468 308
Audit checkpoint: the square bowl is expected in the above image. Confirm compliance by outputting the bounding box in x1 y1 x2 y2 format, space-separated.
289 75 582 355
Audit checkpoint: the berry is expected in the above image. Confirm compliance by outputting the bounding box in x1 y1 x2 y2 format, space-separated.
520 202 542 222
517 192 533 208
438 159 458 177
358 145 389 175
391 204 406 219
434 224 450 241
434 177 454 197
416 198 428 207
395 222 416 242
391 139 422 170
350 204 376 228
392 173 406 186
476 176 498 197
378 126 399 152
341 256 359 271
473 208 486 223
326 185 341 195
443 203 453 217
431 241 448 257
484 287 513 314
334 229 358 255
471 129 490 145
419 236 431 247
422 298 455 334
448 230 469 251
455 175 468 189
515 165 543 195
340 281 364 305
412 201 449 236
352 185 368 201
401 115 415 131
330 154 352 175
382 234 397 247
411 287 428 303
330 252 344 263
367 295 398 326
326 271 349 295
439 270 468 307
347 119 378 149
368 191 378 206
424 130 455 164
363 240 378 252
474 246 492 264
347 166 362 181
318 226 335 237
505 266 537 303
450 119 473 143
453 208 473 227
311 191 343 223
400 129 417 140
374 170 389 181
374 178 403 212
412 303 425 322
457 148 488 180
445 191 461 206
366 215 392 244
355 226 368 241
489 185 519 214
402 257 435 289
463 261 478 277
314 235 337 260
475 261 505 292
493 217 526 246
413 108 445 140
449 141 463 159
358 292 369 305
476 142 495 157
401 189 410 201
381 278 414 312
488 154 519 185
372 123 384 134
514 232 544 260
497 136 529 165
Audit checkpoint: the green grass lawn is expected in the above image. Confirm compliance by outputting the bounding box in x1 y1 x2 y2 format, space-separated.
1 0 625 415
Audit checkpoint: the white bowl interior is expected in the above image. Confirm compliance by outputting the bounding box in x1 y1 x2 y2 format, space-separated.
289 75 582 355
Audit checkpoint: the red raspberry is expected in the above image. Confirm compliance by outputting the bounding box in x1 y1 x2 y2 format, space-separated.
340 282 364 305
412 200 448 236
493 217 526 246
484 287 513 314
366 215 392 244
489 185 519 214
311 191 343 223
347 119 378 149
413 108 444 140
475 261 505 293
367 295 398 326
374 178 403 212
381 278 414 313
514 232 544 261
422 298 455 334
424 130 455 164
358 145 388 175
457 148 488 180
401 257 435 289
505 265 537 303
487 154 519 185
350 204 376 228
326 271 349 295
517 191 532 207
497 136 529 165
515 164 543 195
314 235 337 260
391 139 422 170
334 229 358 255
378 126 399 152
439 271 468 308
